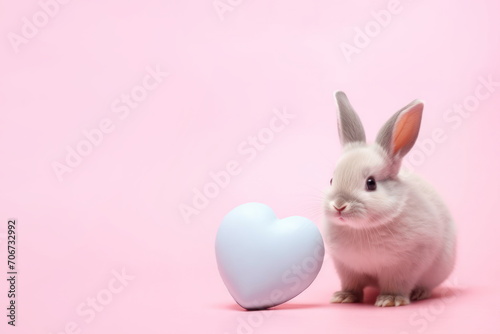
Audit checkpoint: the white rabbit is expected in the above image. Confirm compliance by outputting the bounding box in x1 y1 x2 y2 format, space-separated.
324 91 456 307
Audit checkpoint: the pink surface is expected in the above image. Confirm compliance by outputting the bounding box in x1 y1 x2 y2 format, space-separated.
1 0 500 333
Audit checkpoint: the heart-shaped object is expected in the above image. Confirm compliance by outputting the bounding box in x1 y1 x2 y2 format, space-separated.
215 202 324 310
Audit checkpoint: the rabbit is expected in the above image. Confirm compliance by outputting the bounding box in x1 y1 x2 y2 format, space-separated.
323 91 456 307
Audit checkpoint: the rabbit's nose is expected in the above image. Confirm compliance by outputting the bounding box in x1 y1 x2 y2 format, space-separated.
334 205 347 212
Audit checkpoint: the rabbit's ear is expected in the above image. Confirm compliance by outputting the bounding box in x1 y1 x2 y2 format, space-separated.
335 91 366 146
376 100 423 159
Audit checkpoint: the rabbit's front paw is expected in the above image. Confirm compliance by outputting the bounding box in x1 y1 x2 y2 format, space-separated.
330 290 362 303
375 294 410 307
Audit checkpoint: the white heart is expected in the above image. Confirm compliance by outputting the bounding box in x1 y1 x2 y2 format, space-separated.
215 202 325 310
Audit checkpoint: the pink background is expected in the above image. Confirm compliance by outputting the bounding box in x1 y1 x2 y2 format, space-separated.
1 0 500 333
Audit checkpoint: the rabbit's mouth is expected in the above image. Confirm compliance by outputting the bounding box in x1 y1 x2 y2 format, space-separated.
325 210 353 223
325 206 369 228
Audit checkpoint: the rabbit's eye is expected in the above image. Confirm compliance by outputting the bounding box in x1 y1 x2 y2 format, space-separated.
329 178 333 185
366 177 377 191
